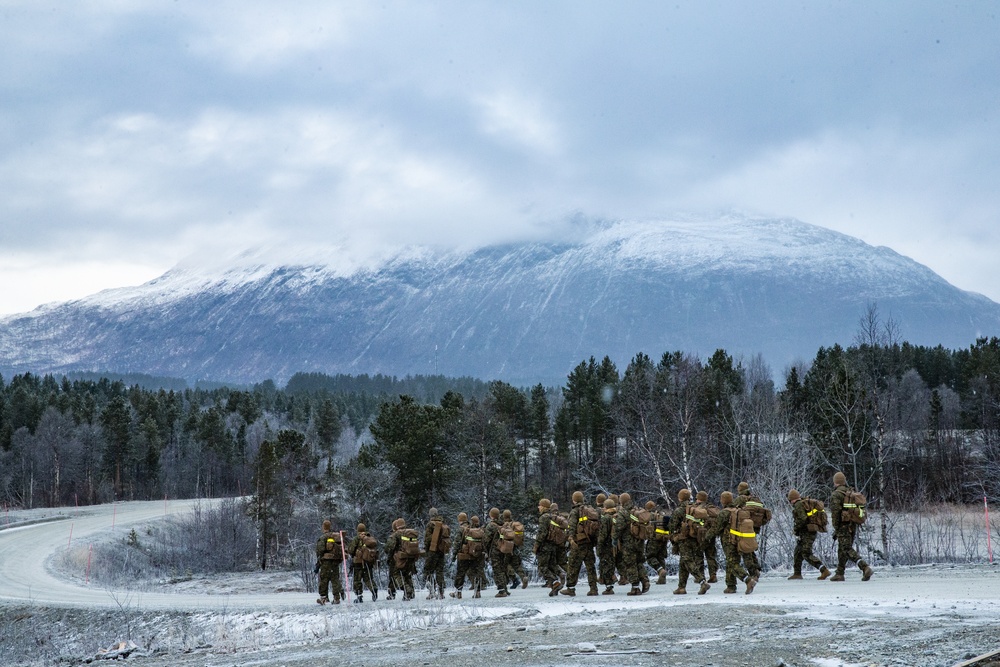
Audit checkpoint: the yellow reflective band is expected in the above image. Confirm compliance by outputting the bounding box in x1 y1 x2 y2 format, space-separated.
745 501 765 509
327 539 335 544
655 528 670 535
806 509 818 517
550 520 563 527
730 529 755 538
685 514 704 525
401 536 415 542
579 516 589 523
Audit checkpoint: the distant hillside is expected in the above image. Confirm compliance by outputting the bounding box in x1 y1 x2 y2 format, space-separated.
2 214 999 385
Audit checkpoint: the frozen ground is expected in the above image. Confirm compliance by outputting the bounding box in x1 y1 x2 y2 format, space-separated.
1 501 999 667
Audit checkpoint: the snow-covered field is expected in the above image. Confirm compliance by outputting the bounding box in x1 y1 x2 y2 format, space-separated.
1 501 999 667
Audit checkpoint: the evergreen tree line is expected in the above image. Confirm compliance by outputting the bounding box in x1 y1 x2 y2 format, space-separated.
3 318 1000 570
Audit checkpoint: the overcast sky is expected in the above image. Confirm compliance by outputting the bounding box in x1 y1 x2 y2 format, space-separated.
1 2 998 315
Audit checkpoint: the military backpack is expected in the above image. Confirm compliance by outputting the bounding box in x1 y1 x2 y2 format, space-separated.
547 513 569 546
802 498 828 532
741 494 772 529
464 526 486 558
685 504 710 542
319 531 344 561
841 489 867 524
356 534 379 565
729 508 758 553
398 528 421 558
499 521 517 554
511 521 525 546
576 505 601 542
651 511 671 542
628 507 652 539
430 521 451 553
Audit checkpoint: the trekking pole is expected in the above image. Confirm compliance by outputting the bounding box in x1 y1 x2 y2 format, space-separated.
986 496 994 565
340 531 351 603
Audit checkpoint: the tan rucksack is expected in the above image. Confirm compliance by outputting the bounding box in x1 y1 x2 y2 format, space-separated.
511 521 525 546
742 494 772 529
802 498 828 532
399 528 421 558
430 521 451 553
842 489 867 524
686 504 710 542
729 508 758 553
628 507 651 539
651 512 671 541
356 534 378 564
576 505 601 542
499 522 517 554
547 514 569 546
464 526 486 558
320 531 343 561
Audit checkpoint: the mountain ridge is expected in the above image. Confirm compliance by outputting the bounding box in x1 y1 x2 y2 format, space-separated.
2 215 998 386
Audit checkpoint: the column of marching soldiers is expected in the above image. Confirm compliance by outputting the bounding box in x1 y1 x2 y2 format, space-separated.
314 471 875 604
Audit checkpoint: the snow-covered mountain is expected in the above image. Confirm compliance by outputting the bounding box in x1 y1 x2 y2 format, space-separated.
2 215 999 386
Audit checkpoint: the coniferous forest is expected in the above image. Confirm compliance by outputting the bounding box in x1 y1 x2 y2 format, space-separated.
3 312 1000 571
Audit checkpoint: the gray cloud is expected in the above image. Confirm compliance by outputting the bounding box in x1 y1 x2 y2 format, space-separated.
1 1 999 313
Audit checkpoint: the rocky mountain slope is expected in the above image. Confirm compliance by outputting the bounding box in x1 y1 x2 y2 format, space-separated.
2 215 998 386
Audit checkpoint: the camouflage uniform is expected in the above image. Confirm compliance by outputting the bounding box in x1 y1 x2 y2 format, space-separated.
788 490 830 579
706 493 753 594
694 493 720 583
562 493 598 596
452 516 487 597
346 524 378 602
596 499 617 593
644 503 672 585
612 493 648 595
386 519 417 601
534 499 565 594
450 514 472 597
484 509 510 597
668 490 709 595
422 509 449 599
315 522 346 604
733 483 762 578
830 473 874 581
503 511 529 590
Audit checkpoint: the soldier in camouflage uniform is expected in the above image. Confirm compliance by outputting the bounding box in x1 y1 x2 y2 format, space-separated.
644 499 671 585
315 520 346 605
613 492 649 596
450 512 472 598
694 491 720 583
561 491 599 596
787 489 831 580
465 515 488 597
484 507 511 598
422 508 449 599
534 498 565 595
385 518 417 601
596 497 618 594
346 522 378 603
733 482 762 579
551 502 569 587
502 509 530 590
668 489 710 595
706 491 756 594
830 471 874 582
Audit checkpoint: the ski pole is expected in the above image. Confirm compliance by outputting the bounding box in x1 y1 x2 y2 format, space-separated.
986 496 993 565
340 530 351 603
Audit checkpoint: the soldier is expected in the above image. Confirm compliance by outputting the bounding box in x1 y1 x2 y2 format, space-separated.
450 512 473 598
668 489 710 595
484 507 511 598
733 481 765 580
596 497 618 594
423 508 450 599
346 522 379 603
613 492 649 595
551 502 569 587
502 509 530 590
561 491 599 596
644 499 671 585
315 519 346 605
787 489 831 580
830 471 874 582
706 491 756 594
465 515 488 597
534 498 566 595
386 517 418 601
694 491 720 584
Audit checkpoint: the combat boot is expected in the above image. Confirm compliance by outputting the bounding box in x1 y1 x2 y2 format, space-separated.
587 584 599 596
641 580 650 594
829 572 845 581
818 567 831 580
698 580 711 595
656 568 667 585
602 586 614 595
618 574 628 586
860 562 874 581
787 573 803 580
745 576 757 595
333 594 341 605
372 590 379 601
559 587 576 597
627 586 641 596
708 573 718 584
316 596 329 605
353 595 363 604
723 586 737 594
495 589 510 598
521 574 529 589
673 587 687 595
549 580 563 597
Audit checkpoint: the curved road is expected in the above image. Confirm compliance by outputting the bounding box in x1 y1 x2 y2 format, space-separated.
0 499 318 611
